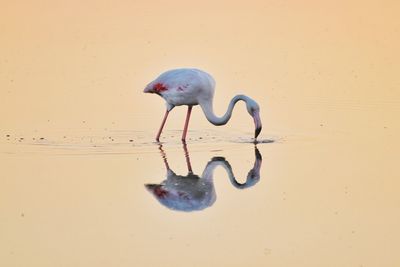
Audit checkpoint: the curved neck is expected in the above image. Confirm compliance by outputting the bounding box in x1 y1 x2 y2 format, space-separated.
201 155 261 189
199 95 249 126
201 158 233 181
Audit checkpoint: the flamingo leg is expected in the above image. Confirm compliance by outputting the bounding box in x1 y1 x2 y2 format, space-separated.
182 142 193 173
181 106 192 141
158 144 170 170
156 110 170 141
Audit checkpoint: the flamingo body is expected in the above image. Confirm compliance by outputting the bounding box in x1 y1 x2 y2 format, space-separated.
144 68 214 109
144 68 262 141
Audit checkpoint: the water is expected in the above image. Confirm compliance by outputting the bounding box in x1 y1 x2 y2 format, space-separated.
1 126 399 266
1 1 400 266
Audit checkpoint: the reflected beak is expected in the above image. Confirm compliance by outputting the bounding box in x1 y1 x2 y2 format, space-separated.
253 112 262 139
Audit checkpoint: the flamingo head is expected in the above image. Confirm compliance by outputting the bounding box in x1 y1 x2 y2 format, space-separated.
245 98 262 139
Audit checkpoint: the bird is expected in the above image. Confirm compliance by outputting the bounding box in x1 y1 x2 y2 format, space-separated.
145 143 262 212
143 68 262 142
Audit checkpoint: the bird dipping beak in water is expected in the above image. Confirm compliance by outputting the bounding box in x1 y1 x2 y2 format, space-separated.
144 68 263 141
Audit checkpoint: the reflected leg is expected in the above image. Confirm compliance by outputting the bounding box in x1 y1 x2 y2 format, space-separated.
158 144 170 170
182 141 193 173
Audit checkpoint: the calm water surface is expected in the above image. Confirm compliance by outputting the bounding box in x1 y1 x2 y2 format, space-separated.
1 124 399 266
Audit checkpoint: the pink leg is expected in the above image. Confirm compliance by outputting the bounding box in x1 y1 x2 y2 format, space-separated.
182 142 193 173
181 106 192 141
156 110 170 142
158 144 170 170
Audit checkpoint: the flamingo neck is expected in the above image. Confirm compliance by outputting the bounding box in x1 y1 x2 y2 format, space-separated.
199 95 248 126
201 159 233 181
201 153 262 189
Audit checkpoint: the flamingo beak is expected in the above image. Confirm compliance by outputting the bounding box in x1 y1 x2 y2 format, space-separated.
253 111 262 139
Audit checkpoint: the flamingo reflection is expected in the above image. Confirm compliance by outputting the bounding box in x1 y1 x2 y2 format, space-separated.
145 143 262 212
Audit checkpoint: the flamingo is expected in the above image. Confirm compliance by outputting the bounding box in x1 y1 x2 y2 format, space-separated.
143 68 262 141
145 143 262 212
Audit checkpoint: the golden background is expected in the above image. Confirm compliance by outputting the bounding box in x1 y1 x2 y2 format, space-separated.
1 1 399 266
